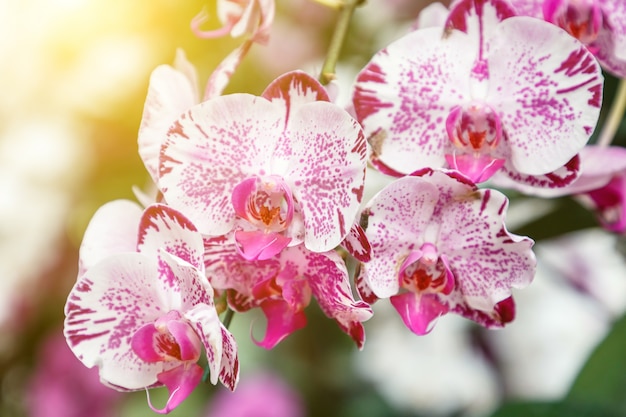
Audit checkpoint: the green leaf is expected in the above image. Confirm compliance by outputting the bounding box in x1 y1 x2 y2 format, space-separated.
566 312 626 414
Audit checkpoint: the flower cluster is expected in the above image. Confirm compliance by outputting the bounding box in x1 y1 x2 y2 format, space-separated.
63 0 622 412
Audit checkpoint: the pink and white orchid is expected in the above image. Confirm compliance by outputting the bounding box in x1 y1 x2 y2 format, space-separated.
65 203 239 414
158 71 367 261
204 241 373 349
358 169 535 334
192 0 275 44
510 0 626 78
353 0 602 187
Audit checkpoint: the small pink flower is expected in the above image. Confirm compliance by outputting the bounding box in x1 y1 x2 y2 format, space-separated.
353 0 602 187
159 71 367 260
358 169 535 334
65 203 238 413
205 241 373 349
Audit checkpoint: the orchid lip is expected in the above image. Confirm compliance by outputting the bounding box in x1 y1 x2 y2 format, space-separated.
232 175 295 233
545 0 603 44
398 245 454 295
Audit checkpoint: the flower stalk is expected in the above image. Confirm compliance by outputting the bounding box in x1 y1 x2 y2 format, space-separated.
597 78 626 147
319 0 365 85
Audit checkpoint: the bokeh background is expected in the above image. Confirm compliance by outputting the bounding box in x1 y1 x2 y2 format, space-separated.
1 1 625 416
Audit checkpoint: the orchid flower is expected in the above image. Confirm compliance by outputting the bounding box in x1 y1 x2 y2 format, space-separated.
158 71 367 261
353 0 602 188
204 240 373 349
65 203 239 413
358 169 535 334
191 0 275 44
510 0 626 78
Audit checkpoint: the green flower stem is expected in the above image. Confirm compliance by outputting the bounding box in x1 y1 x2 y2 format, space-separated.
597 78 626 147
319 0 365 85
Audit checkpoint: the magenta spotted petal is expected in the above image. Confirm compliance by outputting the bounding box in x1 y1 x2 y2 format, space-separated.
160 71 366 254
360 169 535 333
353 0 602 185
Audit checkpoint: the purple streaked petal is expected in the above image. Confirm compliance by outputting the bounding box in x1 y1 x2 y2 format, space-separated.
218 325 240 391
148 363 203 414
341 222 371 262
64 253 165 390
137 204 204 270
355 269 378 305
486 17 602 175
288 101 367 251
138 61 198 183
184 303 224 385
491 154 580 197
353 28 475 175
261 71 330 117
78 200 142 276
159 94 286 236
389 292 449 335
253 299 307 349
361 177 440 298
234 230 291 261
305 249 373 349
158 250 214 313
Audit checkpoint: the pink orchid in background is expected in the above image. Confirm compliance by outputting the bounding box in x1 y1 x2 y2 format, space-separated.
510 0 626 78
27 332 123 417
353 0 602 188
357 169 535 335
138 50 199 185
203 371 304 417
65 203 239 414
204 240 373 349
159 71 367 261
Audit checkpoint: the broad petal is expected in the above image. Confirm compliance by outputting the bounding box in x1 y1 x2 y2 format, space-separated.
390 292 449 335
138 61 198 183
261 71 330 118
288 101 367 251
306 249 373 349
341 222 371 262
353 27 475 175
159 95 286 236
148 363 203 414
253 299 307 349
486 17 603 175
234 230 291 261
64 253 165 390
137 204 205 270
437 187 536 311
78 200 142 276
361 176 440 298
